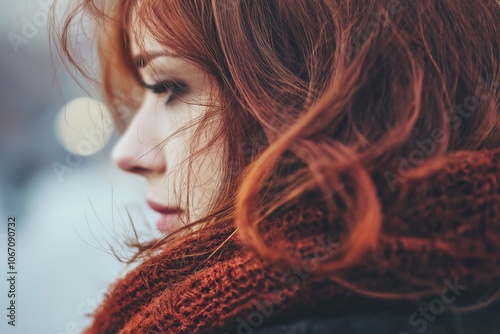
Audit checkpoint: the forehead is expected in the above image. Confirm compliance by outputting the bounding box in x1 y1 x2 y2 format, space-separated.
128 9 166 56
125 4 215 89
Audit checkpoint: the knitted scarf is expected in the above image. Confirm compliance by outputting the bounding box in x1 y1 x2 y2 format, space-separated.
84 147 500 334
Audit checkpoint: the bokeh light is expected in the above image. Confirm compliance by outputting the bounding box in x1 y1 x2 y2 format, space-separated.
55 97 114 156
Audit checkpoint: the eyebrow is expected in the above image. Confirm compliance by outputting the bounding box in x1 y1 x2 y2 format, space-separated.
133 52 179 68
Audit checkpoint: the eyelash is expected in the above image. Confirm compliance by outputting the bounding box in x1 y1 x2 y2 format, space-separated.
141 80 188 105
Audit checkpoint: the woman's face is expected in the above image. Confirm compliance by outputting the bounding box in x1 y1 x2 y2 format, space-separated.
111 23 223 235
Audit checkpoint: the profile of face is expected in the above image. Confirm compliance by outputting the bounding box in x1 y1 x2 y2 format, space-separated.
111 19 223 235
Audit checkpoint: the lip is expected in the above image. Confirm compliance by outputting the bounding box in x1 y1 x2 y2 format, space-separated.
147 200 184 232
147 200 184 214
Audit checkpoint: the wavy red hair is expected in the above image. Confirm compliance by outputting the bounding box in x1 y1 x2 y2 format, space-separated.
53 0 500 286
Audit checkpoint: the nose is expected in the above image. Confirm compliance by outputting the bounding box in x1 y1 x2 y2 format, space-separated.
111 106 166 176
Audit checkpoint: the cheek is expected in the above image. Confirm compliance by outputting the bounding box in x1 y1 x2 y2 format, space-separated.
188 158 223 221
166 97 222 215
185 130 224 215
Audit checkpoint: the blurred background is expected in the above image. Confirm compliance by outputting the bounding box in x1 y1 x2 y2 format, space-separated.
0 1 157 333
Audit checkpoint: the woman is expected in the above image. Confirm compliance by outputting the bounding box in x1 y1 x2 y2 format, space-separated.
55 0 500 333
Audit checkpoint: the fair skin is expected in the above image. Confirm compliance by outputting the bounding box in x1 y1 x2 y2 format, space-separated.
111 23 223 235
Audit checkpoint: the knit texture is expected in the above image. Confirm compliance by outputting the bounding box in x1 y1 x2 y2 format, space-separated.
84 147 500 334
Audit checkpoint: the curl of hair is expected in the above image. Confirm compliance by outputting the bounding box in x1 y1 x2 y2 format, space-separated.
52 0 500 300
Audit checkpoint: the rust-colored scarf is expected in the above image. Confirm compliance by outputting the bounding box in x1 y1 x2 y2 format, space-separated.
84 147 500 333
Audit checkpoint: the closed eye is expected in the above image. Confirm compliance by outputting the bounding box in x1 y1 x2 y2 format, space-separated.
141 80 188 104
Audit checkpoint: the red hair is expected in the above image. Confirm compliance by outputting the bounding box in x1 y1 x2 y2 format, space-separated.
54 0 500 281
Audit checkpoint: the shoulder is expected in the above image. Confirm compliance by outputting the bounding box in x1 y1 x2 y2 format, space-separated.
254 302 500 334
